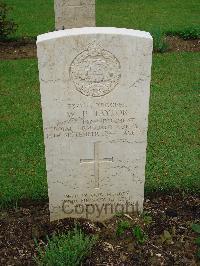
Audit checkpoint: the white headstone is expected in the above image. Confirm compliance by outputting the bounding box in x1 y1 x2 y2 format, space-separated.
54 0 95 30
37 27 153 221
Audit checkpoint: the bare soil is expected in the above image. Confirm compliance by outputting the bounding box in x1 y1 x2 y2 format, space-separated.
0 37 199 60
166 36 200 52
0 194 199 265
0 39 36 60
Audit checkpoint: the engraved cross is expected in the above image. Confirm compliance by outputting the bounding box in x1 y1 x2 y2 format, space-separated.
80 142 113 189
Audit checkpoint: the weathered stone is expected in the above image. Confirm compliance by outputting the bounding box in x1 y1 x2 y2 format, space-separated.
54 0 95 30
37 27 153 221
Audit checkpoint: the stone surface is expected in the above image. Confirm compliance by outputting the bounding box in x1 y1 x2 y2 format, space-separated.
54 0 95 30
37 27 153 222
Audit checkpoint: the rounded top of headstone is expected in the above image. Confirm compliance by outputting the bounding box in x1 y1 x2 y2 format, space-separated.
37 27 152 43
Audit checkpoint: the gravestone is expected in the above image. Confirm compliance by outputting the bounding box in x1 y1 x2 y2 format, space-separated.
54 0 95 30
37 27 153 221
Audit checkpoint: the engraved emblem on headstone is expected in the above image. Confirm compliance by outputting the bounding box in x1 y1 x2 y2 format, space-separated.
69 42 121 97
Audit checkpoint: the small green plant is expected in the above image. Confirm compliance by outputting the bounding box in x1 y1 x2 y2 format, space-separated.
115 212 124 218
141 212 153 225
191 224 200 234
151 28 168 53
34 227 97 266
132 225 147 244
160 230 173 245
167 27 200 40
0 2 17 40
191 223 200 259
116 220 131 237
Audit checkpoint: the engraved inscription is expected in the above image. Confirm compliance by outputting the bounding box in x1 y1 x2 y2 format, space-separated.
80 142 113 189
70 42 121 97
44 101 140 140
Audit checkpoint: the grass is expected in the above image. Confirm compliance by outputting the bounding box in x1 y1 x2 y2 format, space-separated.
35 228 97 266
146 52 199 194
0 60 47 206
3 0 55 38
3 0 200 38
97 0 200 36
0 52 199 208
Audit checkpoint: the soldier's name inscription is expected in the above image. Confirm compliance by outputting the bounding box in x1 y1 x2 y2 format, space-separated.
44 101 141 139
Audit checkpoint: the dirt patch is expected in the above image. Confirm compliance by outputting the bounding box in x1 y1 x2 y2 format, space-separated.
0 194 199 265
166 36 200 52
0 39 36 60
0 37 199 60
